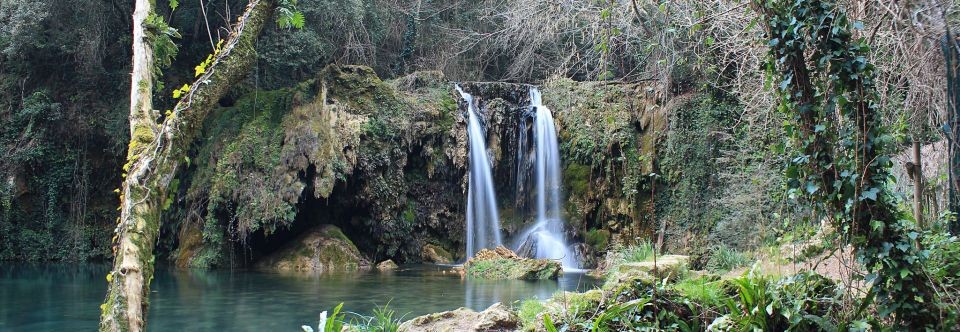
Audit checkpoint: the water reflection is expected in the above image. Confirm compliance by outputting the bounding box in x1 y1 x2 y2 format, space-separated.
0 264 598 331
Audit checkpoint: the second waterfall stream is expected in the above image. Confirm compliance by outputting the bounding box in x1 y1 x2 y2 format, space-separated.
514 87 580 270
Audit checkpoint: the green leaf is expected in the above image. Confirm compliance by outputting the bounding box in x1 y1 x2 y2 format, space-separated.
169 0 179 10
291 11 305 29
543 314 558 332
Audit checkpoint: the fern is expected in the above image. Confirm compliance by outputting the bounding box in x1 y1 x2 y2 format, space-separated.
275 0 305 29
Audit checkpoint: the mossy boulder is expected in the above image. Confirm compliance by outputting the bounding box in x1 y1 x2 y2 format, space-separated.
255 225 370 272
422 243 454 264
377 259 398 271
603 254 689 289
398 302 519 332
464 246 561 280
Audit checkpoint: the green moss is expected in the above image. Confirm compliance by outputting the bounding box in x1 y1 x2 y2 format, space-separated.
551 289 603 314
402 202 416 225
517 299 546 330
584 228 611 251
319 225 352 243
563 163 591 196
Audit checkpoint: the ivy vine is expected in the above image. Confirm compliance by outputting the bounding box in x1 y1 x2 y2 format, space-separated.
758 0 939 327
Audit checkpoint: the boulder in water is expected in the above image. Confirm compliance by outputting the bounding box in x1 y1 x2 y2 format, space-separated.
377 259 398 271
422 243 454 264
398 302 519 332
464 246 561 280
255 225 370 272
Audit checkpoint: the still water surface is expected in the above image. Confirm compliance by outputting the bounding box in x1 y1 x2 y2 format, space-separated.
0 263 597 331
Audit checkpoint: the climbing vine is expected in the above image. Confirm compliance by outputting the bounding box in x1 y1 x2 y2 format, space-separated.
758 0 939 327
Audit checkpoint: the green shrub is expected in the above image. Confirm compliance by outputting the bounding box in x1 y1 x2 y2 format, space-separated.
349 302 403 332
705 245 751 273
584 228 611 251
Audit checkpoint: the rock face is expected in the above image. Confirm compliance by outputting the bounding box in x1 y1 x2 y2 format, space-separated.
255 225 370 272
465 246 561 280
398 302 519 332
422 244 454 264
167 64 665 269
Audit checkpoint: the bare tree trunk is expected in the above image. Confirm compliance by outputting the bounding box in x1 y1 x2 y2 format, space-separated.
913 141 924 229
129 0 157 141
99 1 273 331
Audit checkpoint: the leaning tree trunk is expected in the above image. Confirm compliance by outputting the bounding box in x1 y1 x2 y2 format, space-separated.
99 1 273 331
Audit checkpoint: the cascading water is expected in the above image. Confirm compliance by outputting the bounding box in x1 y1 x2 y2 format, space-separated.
514 87 580 270
456 85 503 259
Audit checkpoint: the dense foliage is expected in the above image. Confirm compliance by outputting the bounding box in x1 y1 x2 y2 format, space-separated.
759 0 944 326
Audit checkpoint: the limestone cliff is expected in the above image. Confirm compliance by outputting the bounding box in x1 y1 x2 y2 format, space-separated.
164 65 666 269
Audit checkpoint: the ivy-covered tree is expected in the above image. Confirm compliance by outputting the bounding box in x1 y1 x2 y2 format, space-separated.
757 0 939 327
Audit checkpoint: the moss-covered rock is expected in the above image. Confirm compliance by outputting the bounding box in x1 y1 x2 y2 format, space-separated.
398 302 519 332
255 225 370 272
376 259 398 271
422 243 454 264
465 246 561 280
603 254 689 289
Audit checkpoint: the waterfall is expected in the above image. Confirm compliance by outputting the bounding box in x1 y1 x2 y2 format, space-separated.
514 87 580 270
456 85 503 259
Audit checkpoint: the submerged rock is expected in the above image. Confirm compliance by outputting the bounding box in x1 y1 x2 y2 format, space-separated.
464 246 561 280
422 244 454 264
398 302 519 332
377 259 398 271
255 225 370 272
